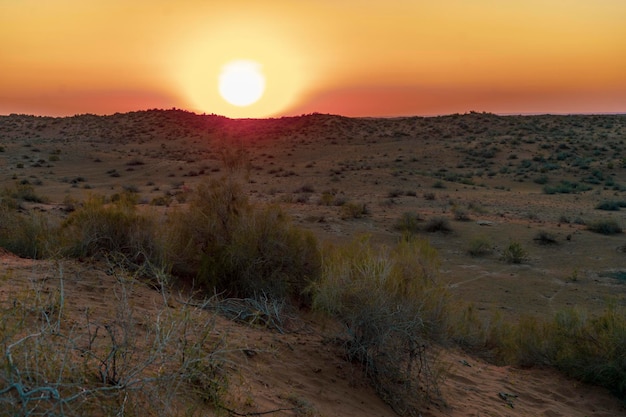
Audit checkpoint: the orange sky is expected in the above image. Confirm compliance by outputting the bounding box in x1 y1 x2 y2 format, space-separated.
1 0 625 118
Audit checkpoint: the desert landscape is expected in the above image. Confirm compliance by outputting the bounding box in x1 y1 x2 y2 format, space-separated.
1 110 625 416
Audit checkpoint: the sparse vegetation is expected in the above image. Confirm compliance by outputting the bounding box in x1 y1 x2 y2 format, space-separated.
423 217 453 233
393 211 423 234
0 265 228 416
312 236 447 414
467 236 493 257
340 201 369 219
2 111 626 414
587 219 623 235
488 307 626 398
533 230 558 245
596 200 626 211
501 241 528 264
543 180 592 194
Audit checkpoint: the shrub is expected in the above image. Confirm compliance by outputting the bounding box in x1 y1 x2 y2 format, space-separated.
312 236 448 414
164 179 320 303
467 236 493 257
340 202 368 219
596 200 626 211
0 206 56 258
491 307 626 397
501 241 528 264
587 219 623 235
61 193 159 268
452 207 471 221
393 212 423 234
533 230 558 245
4 182 48 203
543 181 592 194
423 217 452 233
423 192 436 201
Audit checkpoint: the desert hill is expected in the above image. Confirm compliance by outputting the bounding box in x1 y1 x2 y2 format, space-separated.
1 110 626 416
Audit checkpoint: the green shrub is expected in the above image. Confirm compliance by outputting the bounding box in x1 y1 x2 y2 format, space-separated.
543 181 592 194
587 219 623 235
467 236 493 257
0 206 56 258
312 236 448 414
596 200 626 211
492 307 626 398
501 241 528 264
61 193 159 267
164 180 320 303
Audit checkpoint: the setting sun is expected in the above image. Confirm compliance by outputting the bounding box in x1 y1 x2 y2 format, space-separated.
218 60 266 107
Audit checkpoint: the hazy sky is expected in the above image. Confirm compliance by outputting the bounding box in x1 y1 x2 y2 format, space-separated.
1 0 625 117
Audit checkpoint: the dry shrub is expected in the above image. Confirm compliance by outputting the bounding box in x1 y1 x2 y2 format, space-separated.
393 211 423 234
0 267 227 417
312 236 449 415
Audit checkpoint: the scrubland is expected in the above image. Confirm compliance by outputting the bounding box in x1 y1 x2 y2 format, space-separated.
1 110 625 416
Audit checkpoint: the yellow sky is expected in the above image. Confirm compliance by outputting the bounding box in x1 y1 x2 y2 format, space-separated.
1 0 625 117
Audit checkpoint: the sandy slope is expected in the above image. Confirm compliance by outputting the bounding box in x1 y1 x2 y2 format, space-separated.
1 253 624 416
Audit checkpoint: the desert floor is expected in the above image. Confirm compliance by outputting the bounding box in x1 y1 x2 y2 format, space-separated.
1 110 626 416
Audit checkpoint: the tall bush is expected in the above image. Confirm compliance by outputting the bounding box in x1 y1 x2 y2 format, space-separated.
61 192 160 267
165 179 320 302
312 236 449 414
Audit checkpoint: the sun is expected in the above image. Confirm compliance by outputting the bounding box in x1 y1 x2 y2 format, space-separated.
218 60 265 107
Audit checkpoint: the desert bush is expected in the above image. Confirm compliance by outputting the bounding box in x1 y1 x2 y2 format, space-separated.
393 211 423 234
312 236 448 414
466 236 493 257
423 217 453 233
0 205 57 258
587 219 623 235
543 181 592 194
533 230 558 245
500 241 528 264
340 201 368 219
491 307 626 397
3 182 48 203
318 191 335 206
452 207 471 221
595 200 626 211
164 180 320 303
61 193 161 268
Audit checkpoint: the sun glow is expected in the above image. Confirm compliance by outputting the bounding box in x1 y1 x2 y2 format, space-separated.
218 60 265 107
175 15 312 118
